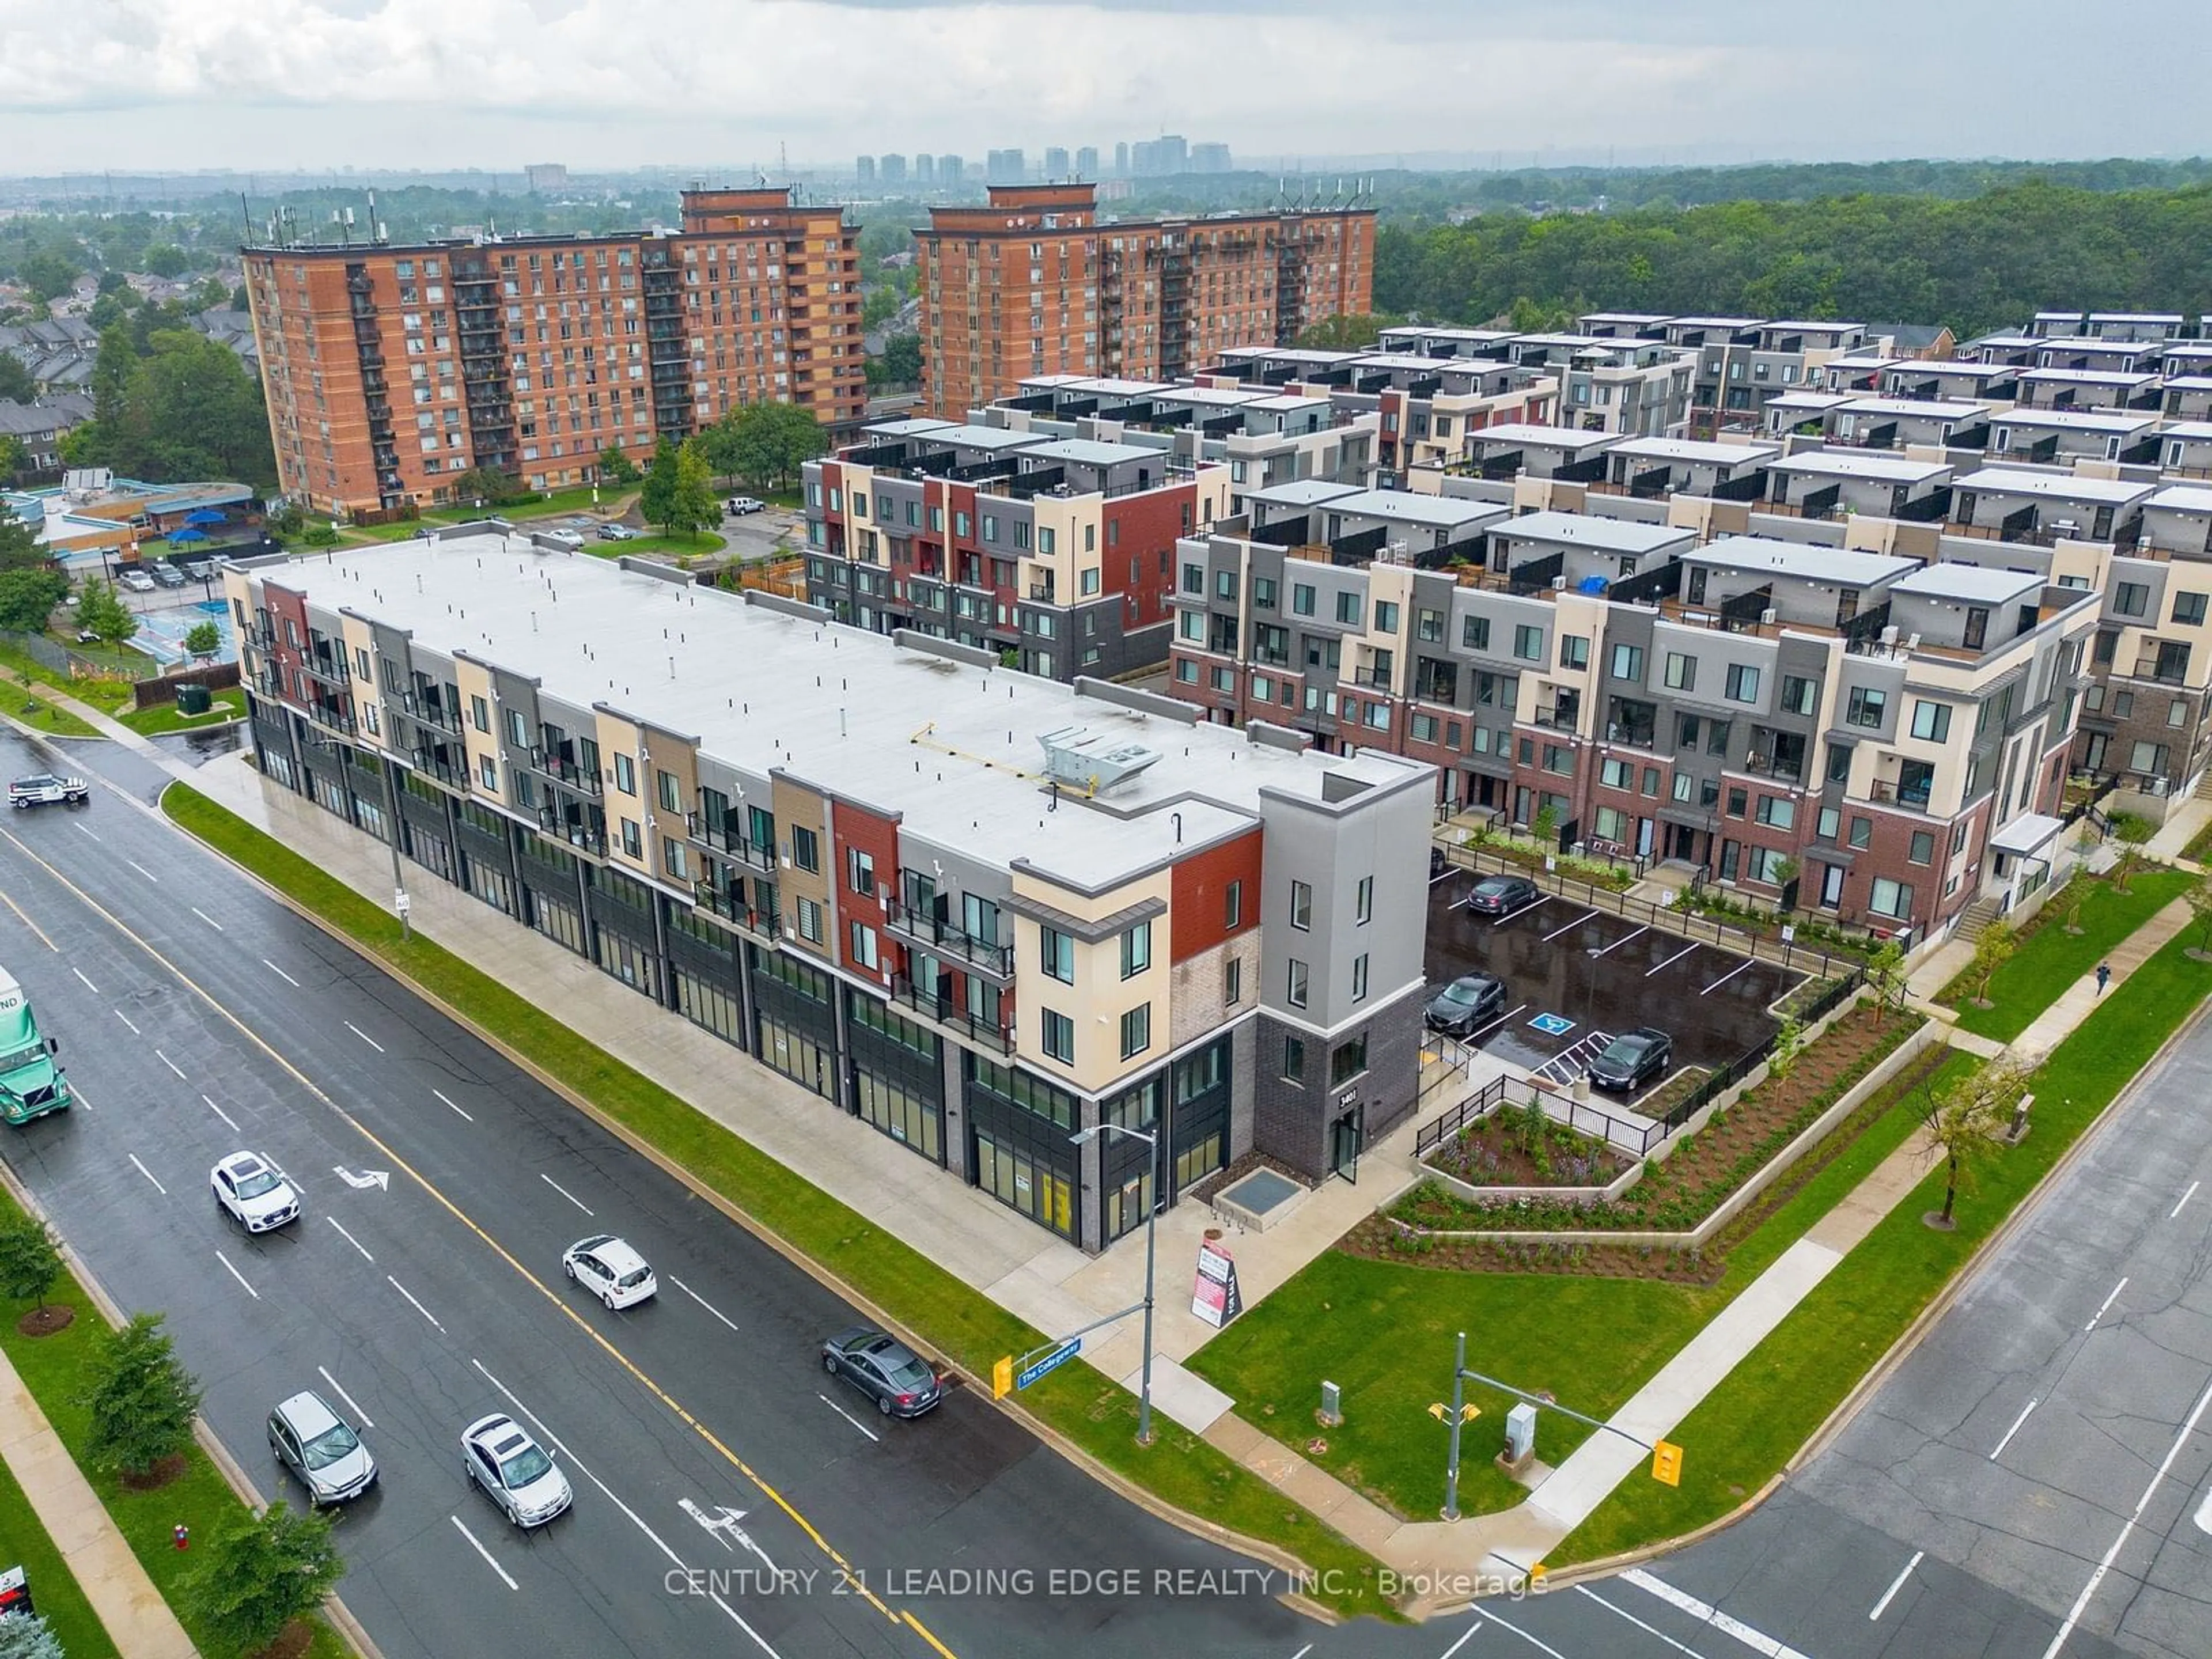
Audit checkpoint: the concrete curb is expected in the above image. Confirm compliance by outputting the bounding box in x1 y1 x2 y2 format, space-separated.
157 783 1358 1627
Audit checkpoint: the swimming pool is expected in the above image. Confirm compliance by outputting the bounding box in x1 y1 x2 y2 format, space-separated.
130 600 238 668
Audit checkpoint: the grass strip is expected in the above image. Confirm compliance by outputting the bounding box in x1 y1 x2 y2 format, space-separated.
1938 869 2191 1041
0 1180 349 1658
1558 930 2211 1563
0 1393 125 1659
160 783 1399 1622
117 689 248 737
1187 1022 1938 1521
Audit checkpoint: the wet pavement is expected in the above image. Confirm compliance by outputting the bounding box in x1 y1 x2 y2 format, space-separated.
1423 865 1801 1097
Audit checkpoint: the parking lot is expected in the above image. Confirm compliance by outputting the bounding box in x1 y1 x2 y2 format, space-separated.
1425 865 1802 1100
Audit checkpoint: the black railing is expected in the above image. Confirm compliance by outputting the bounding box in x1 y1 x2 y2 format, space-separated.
884 900 1016 978
888 974 1014 1054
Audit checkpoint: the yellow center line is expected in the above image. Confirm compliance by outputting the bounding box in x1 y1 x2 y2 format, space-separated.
0 824 958 1652
0 888 57 952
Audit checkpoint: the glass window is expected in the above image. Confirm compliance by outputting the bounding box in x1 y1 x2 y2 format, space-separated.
1039 925 1074 983
1282 1035 1306 1085
1869 877 1913 920
1513 624 1544 662
1374 601 1399 633
1725 663 1760 703
1354 876 1373 925
2173 590 2209 626
1664 653 1695 691
1908 831 1935 865
1293 584 1315 616
1119 921 1152 979
1780 675 1817 716
1609 643 1645 681
1846 686 1887 728
1351 953 1369 1002
1041 1009 1074 1063
613 753 636 794
1910 700 1952 742
1289 880 1312 929
1335 590 1363 627
1286 959 1309 1008
1463 615 1490 651
790 824 820 872
1330 1032 1368 1088
1559 633 1590 670
1119 1003 1150 1060
1849 816 1873 849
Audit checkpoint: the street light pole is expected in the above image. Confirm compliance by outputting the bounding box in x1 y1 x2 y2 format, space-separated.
1068 1120 1160 1446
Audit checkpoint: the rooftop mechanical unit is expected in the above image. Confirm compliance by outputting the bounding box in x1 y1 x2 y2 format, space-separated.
1036 725 1162 794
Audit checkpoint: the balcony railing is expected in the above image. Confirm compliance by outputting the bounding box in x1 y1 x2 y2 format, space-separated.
526 746 603 795
888 974 1014 1055
697 882 781 941
1741 751 1805 783
1868 779 1933 810
884 900 1016 980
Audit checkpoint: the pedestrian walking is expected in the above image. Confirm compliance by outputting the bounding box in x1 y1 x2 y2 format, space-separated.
2096 961 2112 996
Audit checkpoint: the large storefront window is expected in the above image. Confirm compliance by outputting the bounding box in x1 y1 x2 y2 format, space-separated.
465 857 516 916
260 748 295 789
1171 1037 1230 1192
855 1071 942 1163
532 893 588 956
967 1055 1080 1241
594 929 659 999
974 1129 1074 1237
757 1012 834 1099
405 825 457 885
673 968 744 1048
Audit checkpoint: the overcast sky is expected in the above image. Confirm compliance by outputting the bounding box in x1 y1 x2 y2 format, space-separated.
1 0 2207 176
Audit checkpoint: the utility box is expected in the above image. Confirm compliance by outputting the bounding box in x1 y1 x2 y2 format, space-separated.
1501 1403 1539 1472
176 684 212 716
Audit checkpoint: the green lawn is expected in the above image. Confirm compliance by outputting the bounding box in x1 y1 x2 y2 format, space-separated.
160 784 1398 1623
0 1395 124 1659
0 688 101 740
1190 1022 1940 1521
117 688 247 736
1559 928 2212 1564
593 530 728 559
0 1183 349 1658
1940 869 2193 1041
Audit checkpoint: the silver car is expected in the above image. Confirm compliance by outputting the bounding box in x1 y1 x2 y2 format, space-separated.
268 1391 377 1504
462 1413 572 1528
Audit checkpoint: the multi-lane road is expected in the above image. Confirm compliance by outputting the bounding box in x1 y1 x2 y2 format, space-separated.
2 719 2208 1659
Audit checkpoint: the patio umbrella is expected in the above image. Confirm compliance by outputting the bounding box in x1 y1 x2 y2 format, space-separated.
166 527 208 545
181 509 226 527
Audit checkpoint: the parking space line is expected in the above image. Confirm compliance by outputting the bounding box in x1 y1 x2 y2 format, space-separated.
1622 1569 1812 1659
126 859 157 882
215 1250 260 1300
449 1516 517 1590
1469 1608 1562 1655
201 1094 238 1132
1647 942 1700 977
1576 1586 1710 1654
113 1009 139 1035
670 1276 741 1334
126 1153 166 1195
344 1020 384 1052
1593 925 1649 958
1991 1398 2039 1460
1467 1003 1525 1044
818 1393 881 1442
263 958 300 987
1700 960 1755 996
317 1365 375 1429
1436 1620 1486 1659
191 907 224 932
2172 1180 2199 1219
1870 1551 1922 1620
1542 911 1594 943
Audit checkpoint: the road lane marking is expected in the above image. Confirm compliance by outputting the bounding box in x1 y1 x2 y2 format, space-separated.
157 1050 187 1080
902 1612 957 1659
71 967 98 994
2173 1180 2200 1219
73 823 99 842
1700 959 1755 996
1575 1586 1709 1654
112 1009 139 1035
126 859 157 882
817 1393 880 1442
387 1276 443 1332
1647 941 1700 977
1469 1609 1559 1655
540 1174 593 1215
191 906 224 931
216 1250 260 1300
1288 1646 1314 1659
0 891 55 951
1592 924 1650 958
433 1088 473 1122
1870 1551 1923 1620
2041 1375 2212 1659
262 959 300 986
2085 1276 2127 1332
1622 1569 1812 1659
200 1094 238 1132
449 1516 517 1590
1541 911 1593 942
0 825 929 1647
325 1216 374 1263
343 1021 384 1052
670 1276 741 1334
1991 1399 2040 1461
127 1153 166 1195
317 1365 374 1429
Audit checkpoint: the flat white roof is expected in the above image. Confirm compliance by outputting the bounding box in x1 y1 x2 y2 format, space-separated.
1323 489 1508 530
1990 812 2067 857
2034 337 2163 357
1157 386 1269 409
2089 312 2183 324
1995 407 2156 434
1671 316 1764 330
865 416 963 438
1771 450 1952 483
1244 480 1363 507
1821 354 1904 372
1692 535 1918 588
252 536 1431 890
2163 377 2212 392
1381 326 1514 342
1018 437 1164 468
1892 562 2041 603
1244 393 1331 414
1906 361 2017 378
2158 421 2212 440
1953 467 2153 505
2146 484 2212 513
918 423 1048 453
2016 367 2158 387
1767 319 1863 334
1836 397 1988 422
1578 313 1673 324
1472 423 1620 452
1609 436 1781 465
1351 352 1466 373
1492 510 1694 555
1765 391 1853 411
1061 377 1179 397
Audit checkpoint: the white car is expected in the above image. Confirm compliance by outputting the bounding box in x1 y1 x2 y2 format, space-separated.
462 1413 573 1528
562 1233 657 1309
726 496 766 516
211 1151 301 1232
540 529 585 551
117 567 158 593
268 1390 378 1505
9 774 89 809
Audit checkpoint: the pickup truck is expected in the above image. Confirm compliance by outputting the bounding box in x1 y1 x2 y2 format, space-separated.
9 774 90 809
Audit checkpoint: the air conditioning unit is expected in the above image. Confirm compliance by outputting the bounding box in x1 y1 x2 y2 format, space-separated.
1552 575 1567 591
1761 609 1777 626
1880 625 1900 646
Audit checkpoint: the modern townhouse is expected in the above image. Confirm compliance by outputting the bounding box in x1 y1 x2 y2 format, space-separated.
1880 358 2024 406
1764 450 1956 521
1986 406 2163 465
226 533 1435 1249
1816 398 1993 453
2158 422 2212 475
1165 514 2100 942
2074 482 2212 801
2013 365 2164 414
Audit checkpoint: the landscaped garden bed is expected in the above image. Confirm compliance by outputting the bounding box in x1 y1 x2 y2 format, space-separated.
1424 1098 1630 1191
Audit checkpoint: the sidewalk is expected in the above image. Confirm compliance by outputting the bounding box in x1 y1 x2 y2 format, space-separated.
0 1344 196 1658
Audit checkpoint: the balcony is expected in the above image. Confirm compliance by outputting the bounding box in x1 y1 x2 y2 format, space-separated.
1741 751 1805 784
305 703 357 738
525 745 603 795
1868 778 1933 811
696 881 781 942
884 900 1016 980
888 973 1014 1055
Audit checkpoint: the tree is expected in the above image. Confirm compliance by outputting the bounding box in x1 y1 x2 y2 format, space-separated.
866 334 922 390
0 1609 65 1659
78 577 137 647
1919 1060 2026 1229
88 290 128 331
2107 812 2155 894
449 465 521 507
0 434 25 482
639 438 681 533
96 268 129 297
1294 312 1404 350
709 402 825 493
1766 1014 1803 1090
0 354 35 404
19 250 80 305
594 444 641 486
230 282 251 312
0 499 43 571
1868 936 1907 1025
183 1500 343 1659
2186 870 2212 961
0 1216 62 1313
191 276 230 313
184 619 221 657
139 243 190 278
669 439 720 539
1967 918 2016 1007
81 1311 202 1478
0 568 67 631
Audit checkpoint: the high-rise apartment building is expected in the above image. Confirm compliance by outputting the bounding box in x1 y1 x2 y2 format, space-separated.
854 156 876 187
1114 142 1130 177
913 154 935 188
1130 135 1190 176
1043 147 1071 179
880 153 907 186
938 155 965 188
243 187 865 516
1190 142 1233 173
986 149 1028 184
1075 147 1100 180
914 182 1375 416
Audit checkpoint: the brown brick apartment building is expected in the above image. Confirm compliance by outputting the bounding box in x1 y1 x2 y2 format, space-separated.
243 188 864 516
916 183 1374 418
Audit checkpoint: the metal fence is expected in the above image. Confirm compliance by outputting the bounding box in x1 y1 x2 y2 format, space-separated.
0 627 141 685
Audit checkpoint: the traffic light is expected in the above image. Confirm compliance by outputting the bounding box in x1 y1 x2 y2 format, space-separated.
1651 1440 1684 1487
992 1355 1013 1400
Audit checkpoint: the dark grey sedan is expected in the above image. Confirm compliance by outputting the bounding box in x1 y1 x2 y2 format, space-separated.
821 1328 942 1419
1589 1027 1674 1094
1424 972 1508 1036
1464 873 1543 917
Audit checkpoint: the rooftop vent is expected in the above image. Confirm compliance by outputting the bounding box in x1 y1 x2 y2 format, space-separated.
1037 725 1162 793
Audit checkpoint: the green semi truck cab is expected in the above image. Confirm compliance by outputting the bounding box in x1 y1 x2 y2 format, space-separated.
0 969 69 1124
